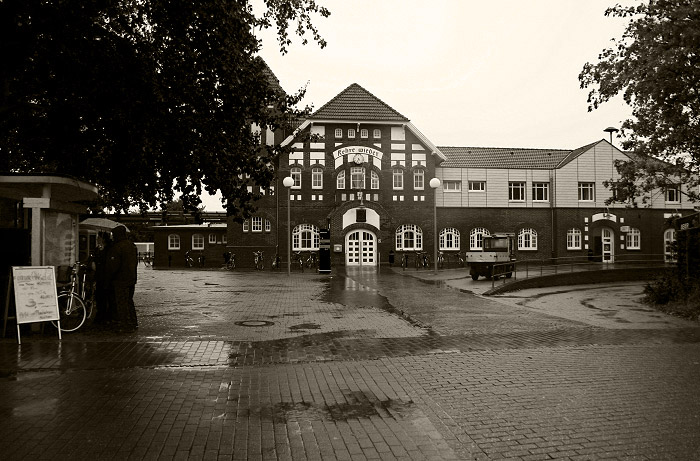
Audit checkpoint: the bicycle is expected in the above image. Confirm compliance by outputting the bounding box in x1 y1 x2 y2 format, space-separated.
185 250 194 268
224 252 235 270
51 263 90 332
305 252 318 269
253 250 264 270
293 251 305 272
270 254 281 271
415 251 430 269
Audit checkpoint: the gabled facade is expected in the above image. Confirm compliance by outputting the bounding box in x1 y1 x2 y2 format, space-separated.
227 83 695 268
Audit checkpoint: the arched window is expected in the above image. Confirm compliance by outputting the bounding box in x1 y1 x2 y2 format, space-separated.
192 234 204 250
395 224 423 251
373 129 381 139
360 128 368 138
567 228 582 250
168 234 180 250
470 227 491 250
625 228 640 250
518 228 538 250
440 228 460 250
371 170 379 189
351 167 365 189
336 170 346 189
334 128 342 138
293 224 320 251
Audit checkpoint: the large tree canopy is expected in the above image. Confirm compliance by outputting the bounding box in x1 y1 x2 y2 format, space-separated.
0 0 329 216
579 0 700 205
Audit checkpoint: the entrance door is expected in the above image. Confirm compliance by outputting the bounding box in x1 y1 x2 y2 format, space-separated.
602 227 614 263
664 228 676 262
345 230 376 266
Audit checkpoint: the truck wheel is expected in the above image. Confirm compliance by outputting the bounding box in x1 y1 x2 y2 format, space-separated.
471 274 479 281
506 272 513 278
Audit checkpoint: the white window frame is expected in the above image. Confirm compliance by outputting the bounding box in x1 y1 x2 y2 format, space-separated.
373 129 381 139
265 219 271 233
566 228 581 250
192 234 205 250
518 228 538 250
208 233 216 244
222 235 227 244
351 167 365 189
252 216 263 232
312 167 323 189
348 128 356 139
360 128 368 139
393 169 404 190
168 234 180 250
292 224 320 251
334 128 342 138
509 182 526 202
665 188 680 203
337 170 346 189
243 220 249 232
469 227 490 250
468 181 485 192
291 167 302 189
532 182 549 202
626 228 641 250
444 181 461 192
439 228 460 250
371 170 379 190
395 224 423 251
413 170 424 190
578 182 595 201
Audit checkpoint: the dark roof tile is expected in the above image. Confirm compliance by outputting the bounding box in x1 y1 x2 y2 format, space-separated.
310 83 409 122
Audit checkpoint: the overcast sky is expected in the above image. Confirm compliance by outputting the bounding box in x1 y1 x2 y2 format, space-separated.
202 0 635 211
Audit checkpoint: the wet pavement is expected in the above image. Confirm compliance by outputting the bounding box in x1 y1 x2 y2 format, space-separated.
1 265 700 460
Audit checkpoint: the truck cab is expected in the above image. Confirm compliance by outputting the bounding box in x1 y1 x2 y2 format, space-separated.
465 233 516 280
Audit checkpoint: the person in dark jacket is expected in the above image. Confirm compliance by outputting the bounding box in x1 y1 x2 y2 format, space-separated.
105 225 138 331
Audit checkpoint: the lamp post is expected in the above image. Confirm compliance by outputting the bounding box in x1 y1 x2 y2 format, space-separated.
429 177 441 275
283 176 295 276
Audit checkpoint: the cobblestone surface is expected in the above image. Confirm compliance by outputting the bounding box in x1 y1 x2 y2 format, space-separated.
1 266 699 460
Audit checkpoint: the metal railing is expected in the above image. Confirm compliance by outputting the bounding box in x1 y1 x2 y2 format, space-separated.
488 253 671 289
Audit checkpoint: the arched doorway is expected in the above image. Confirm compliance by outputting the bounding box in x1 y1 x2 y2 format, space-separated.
664 228 676 262
345 229 376 266
593 227 615 263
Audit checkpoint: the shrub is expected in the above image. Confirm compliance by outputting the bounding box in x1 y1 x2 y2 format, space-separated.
643 271 700 321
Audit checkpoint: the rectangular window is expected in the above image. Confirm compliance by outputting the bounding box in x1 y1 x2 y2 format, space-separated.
532 182 549 201
348 128 356 138
192 234 204 250
252 217 262 232
468 181 485 192
208 234 216 244
312 168 323 189
334 128 342 138
578 182 595 201
665 188 680 203
168 234 180 250
509 182 525 201
393 169 403 190
360 129 368 139
291 168 301 189
413 170 424 190
444 180 462 192
351 167 365 189
265 220 271 232
243 220 249 232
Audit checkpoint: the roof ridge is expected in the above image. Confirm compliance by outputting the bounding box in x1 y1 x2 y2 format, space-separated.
310 83 409 121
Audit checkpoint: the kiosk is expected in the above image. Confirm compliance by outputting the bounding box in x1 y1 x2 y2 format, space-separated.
1 174 99 338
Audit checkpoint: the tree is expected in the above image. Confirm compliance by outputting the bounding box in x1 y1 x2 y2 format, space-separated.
579 0 700 205
0 0 329 216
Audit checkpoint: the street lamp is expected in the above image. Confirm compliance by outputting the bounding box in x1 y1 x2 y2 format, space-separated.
283 176 295 276
429 177 441 275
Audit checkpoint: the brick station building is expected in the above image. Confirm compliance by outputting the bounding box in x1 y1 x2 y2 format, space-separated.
226 83 696 269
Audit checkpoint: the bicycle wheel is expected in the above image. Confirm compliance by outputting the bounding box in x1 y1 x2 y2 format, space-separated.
52 293 87 332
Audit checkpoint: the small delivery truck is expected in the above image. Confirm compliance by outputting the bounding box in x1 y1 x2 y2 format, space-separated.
466 233 516 280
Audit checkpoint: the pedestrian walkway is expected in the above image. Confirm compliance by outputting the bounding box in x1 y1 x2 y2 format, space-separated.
1 265 699 460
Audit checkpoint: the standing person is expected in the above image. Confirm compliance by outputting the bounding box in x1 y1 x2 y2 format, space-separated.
92 231 112 325
105 225 138 331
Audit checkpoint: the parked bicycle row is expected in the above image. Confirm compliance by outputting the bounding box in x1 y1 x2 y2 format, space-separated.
222 250 319 272
396 251 466 270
